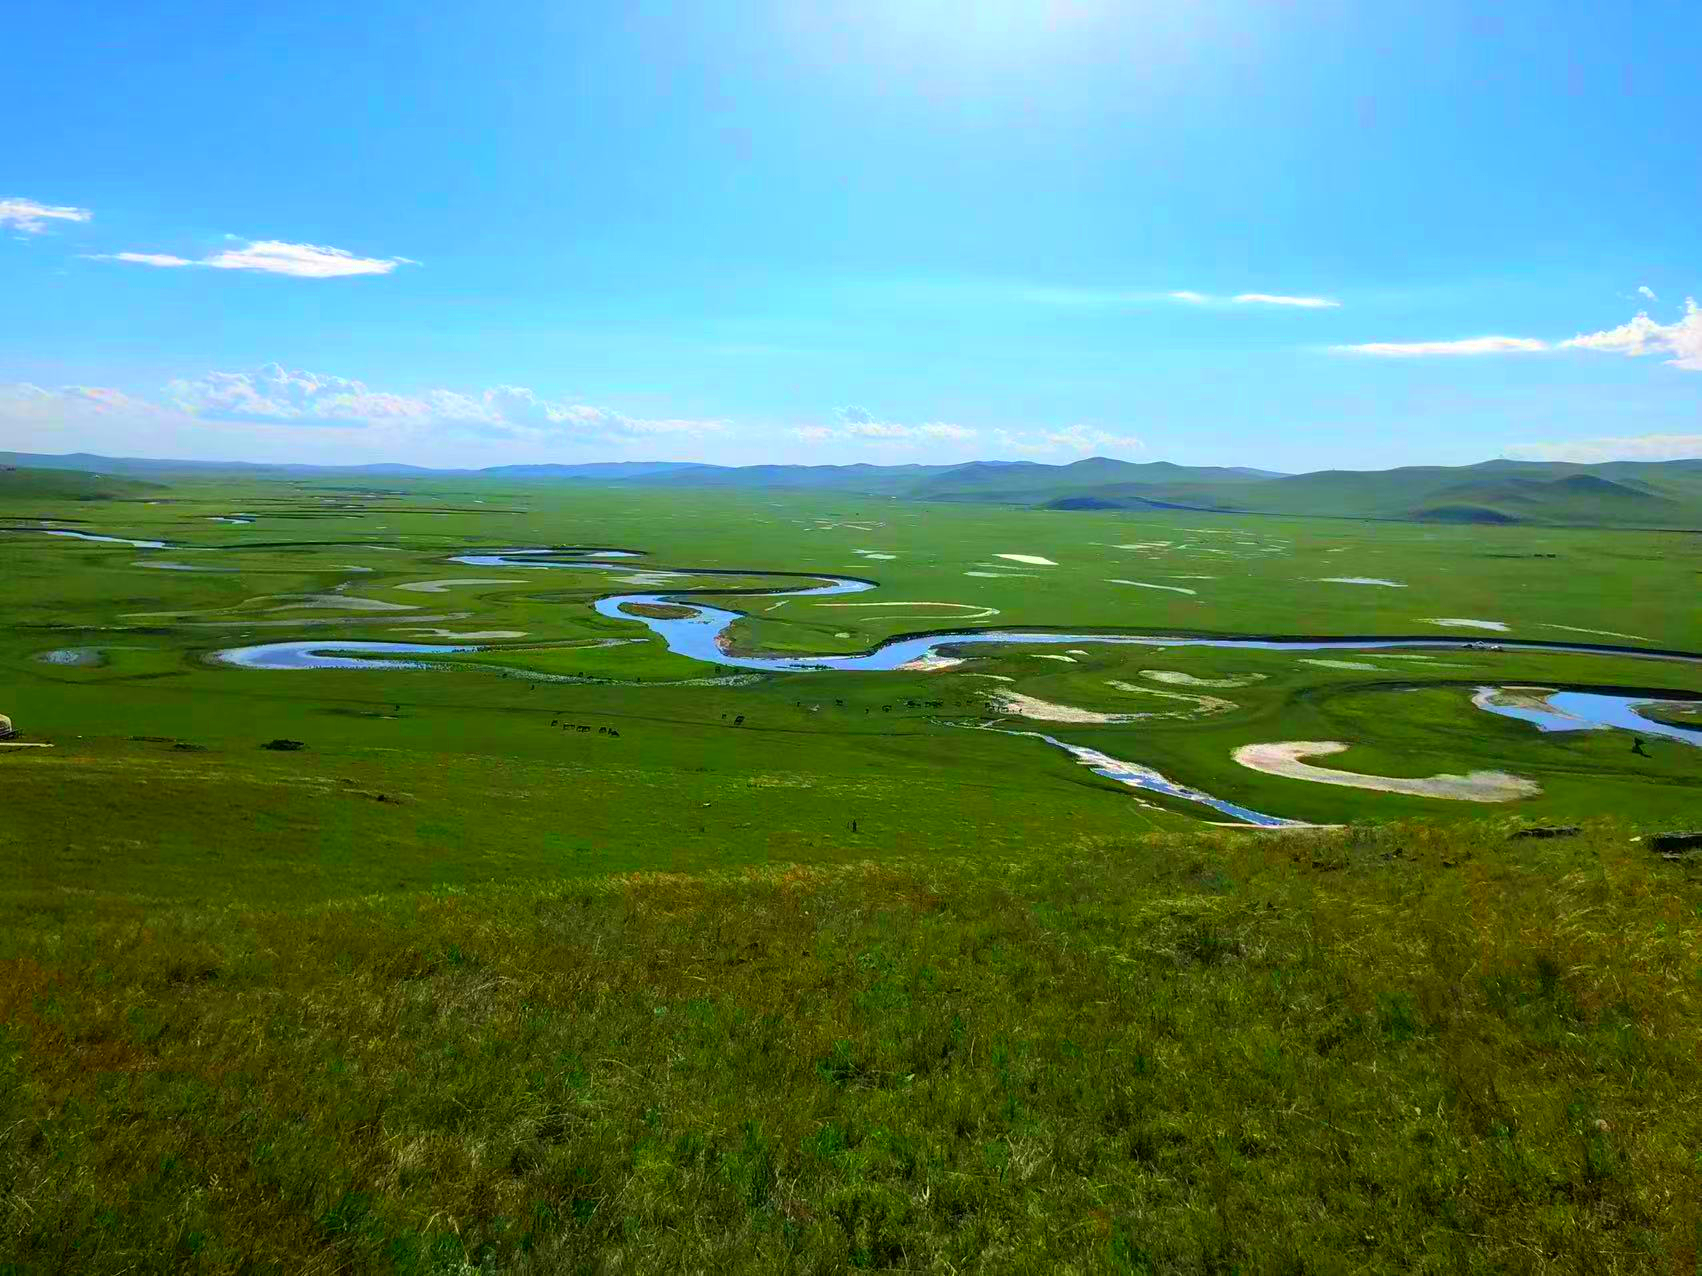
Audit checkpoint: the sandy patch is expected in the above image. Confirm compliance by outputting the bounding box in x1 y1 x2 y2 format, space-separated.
1299 658 1385 671
395 578 525 593
1108 579 1196 595
1032 654 1076 663
898 653 964 672
1233 741 1539 801
0 742 54 749
1106 681 1237 716
1422 618 1509 632
1544 624 1653 643
136 561 237 572
1470 685 1586 721
1141 669 1264 688
996 554 1057 566
987 690 1144 724
960 673 1014 682
1316 577 1405 587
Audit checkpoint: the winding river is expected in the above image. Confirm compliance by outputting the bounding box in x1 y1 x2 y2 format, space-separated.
216 548 1702 675
22 538 1695 825
197 547 1701 824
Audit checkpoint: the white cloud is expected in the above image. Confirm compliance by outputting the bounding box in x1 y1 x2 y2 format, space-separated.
106 251 195 267
1638 285 1658 301
1504 434 1702 463
0 382 149 413
163 364 722 441
1013 286 1339 309
990 424 1143 456
1562 299 1702 371
844 420 914 440
93 239 413 278
836 419 975 442
809 408 1130 456
0 383 175 440
817 408 978 444
916 422 976 442
1332 336 1549 357
1234 293 1340 309
1 198 92 234
1037 424 1145 455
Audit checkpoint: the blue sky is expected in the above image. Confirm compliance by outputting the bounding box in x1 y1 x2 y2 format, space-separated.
4 0 1699 470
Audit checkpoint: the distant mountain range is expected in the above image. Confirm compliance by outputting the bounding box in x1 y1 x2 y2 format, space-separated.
5 450 1701 529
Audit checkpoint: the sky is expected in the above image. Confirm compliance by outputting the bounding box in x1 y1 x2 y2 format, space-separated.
4 0 1700 472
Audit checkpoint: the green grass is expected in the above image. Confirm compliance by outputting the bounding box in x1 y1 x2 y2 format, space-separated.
0 465 163 502
4 823 1699 1272
2 475 1699 1270
1638 700 1702 732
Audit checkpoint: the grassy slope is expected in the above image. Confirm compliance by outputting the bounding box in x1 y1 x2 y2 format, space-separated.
1033 462 1702 528
3 824 1698 1272
0 466 162 502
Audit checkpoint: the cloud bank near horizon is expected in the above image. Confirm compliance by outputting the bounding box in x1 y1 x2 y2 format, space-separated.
1 372 1153 464
5 376 1696 466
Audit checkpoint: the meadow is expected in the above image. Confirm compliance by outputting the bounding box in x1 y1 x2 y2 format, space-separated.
2 476 1699 1271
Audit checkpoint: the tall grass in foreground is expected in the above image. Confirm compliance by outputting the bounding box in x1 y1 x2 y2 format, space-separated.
2 822 1699 1273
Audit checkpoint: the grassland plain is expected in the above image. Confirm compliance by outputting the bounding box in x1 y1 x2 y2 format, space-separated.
3 477 1701 1271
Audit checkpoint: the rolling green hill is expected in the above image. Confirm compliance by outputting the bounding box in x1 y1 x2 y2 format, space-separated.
1032 460 1702 528
0 465 163 502
7 448 1702 526
911 457 1279 504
